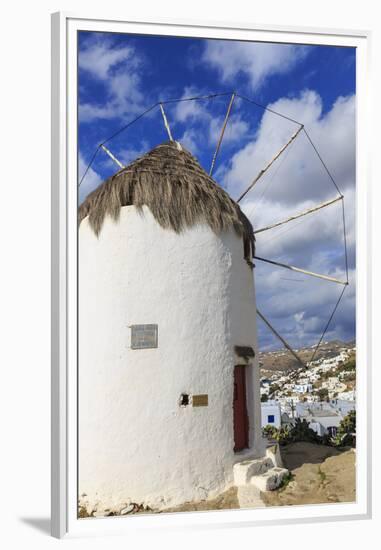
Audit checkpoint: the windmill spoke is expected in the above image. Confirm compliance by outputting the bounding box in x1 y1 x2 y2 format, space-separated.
257 309 305 367
309 286 347 364
100 145 125 169
159 103 174 142
209 92 236 177
254 256 348 285
254 196 343 235
236 125 303 203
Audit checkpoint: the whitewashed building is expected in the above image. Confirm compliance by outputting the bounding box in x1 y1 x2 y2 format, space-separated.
294 383 313 393
78 142 266 514
261 400 282 429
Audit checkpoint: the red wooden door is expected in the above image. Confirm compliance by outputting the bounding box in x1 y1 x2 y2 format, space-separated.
233 365 249 451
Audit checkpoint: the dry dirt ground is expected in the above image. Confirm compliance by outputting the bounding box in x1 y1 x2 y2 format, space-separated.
79 443 355 516
261 442 355 507
164 442 355 512
163 486 239 513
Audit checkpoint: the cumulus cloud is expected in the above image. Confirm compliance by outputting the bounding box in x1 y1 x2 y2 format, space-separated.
202 40 309 91
79 39 136 80
79 36 144 122
173 87 207 123
179 128 200 154
208 114 249 145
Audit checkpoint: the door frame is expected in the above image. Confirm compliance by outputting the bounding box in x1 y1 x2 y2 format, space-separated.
233 364 249 452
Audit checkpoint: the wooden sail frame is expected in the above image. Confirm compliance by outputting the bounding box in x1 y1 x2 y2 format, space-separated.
254 196 343 235
257 309 305 367
254 256 348 286
78 91 350 368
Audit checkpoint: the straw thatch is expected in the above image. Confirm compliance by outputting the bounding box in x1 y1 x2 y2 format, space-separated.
79 141 254 257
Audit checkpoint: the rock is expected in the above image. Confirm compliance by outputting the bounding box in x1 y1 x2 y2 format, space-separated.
120 503 136 515
251 467 289 491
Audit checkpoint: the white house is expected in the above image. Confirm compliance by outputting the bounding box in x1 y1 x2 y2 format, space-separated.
294 383 313 393
261 400 282 429
337 390 356 402
308 412 342 437
295 403 343 437
331 398 356 416
78 142 266 515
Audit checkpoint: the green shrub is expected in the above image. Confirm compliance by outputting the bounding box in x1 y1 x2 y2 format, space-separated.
262 418 320 446
337 410 356 447
262 410 356 448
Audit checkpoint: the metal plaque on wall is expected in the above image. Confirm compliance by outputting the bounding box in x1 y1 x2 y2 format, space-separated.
131 324 158 349
192 394 208 407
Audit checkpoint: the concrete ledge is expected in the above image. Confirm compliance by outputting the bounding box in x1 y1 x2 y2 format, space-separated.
233 457 273 485
251 467 289 491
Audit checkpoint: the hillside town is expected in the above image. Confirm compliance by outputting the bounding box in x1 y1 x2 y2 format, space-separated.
260 341 356 440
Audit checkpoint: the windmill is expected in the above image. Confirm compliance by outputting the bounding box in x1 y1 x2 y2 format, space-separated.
79 90 350 370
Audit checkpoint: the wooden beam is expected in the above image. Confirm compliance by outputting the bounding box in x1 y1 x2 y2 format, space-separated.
254 256 348 285
237 125 303 203
257 309 305 367
100 145 125 169
254 196 343 234
209 92 236 177
159 103 174 142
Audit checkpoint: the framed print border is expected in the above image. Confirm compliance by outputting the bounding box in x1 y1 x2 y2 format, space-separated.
51 11 372 539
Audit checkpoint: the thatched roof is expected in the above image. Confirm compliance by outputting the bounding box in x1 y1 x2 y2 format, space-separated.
79 141 254 256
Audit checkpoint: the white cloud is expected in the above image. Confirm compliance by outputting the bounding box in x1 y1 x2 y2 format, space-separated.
79 36 144 123
108 73 143 105
179 129 200 155
208 114 249 146
174 87 207 122
79 40 135 80
202 41 309 91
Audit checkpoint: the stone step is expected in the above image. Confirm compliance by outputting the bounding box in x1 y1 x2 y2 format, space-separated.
250 467 289 492
233 457 274 486
237 485 266 509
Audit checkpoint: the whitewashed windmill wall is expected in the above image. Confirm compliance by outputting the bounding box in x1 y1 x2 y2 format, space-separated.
78 144 264 514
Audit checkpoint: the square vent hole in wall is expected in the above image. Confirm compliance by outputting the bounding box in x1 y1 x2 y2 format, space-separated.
180 394 190 407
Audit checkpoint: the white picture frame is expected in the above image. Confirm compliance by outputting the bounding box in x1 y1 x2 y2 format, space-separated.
51 11 372 539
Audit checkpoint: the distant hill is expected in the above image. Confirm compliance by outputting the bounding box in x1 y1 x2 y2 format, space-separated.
258 339 355 375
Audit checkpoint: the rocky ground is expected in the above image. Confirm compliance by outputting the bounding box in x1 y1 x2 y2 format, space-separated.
163 486 239 513
164 442 355 513
260 442 355 507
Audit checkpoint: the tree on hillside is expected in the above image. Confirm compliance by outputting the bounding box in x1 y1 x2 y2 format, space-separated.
269 383 280 396
328 410 356 447
317 387 329 401
338 410 356 438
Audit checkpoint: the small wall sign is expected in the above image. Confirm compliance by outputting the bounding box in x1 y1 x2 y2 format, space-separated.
192 394 208 407
131 324 158 349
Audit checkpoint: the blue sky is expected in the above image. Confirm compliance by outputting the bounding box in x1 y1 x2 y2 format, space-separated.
78 31 356 352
